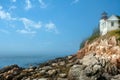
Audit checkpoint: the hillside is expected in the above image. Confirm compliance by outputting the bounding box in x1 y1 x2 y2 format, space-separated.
78 29 120 63
76 29 120 80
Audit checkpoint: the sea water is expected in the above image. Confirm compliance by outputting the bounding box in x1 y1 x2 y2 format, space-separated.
0 53 71 68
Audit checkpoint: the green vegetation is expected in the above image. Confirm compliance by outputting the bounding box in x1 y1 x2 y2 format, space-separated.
87 27 100 43
108 29 120 41
80 28 120 49
80 26 100 49
108 29 120 37
79 38 88 49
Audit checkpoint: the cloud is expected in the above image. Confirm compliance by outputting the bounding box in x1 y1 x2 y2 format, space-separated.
0 6 3 9
20 18 42 30
0 6 16 20
45 22 59 34
0 6 41 36
71 0 79 4
17 18 42 35
25 0 32 10
38 0 47 8
0 6 59 36
11 0 16 3
17 29 36 35
18 19 59 35
0 7 42 36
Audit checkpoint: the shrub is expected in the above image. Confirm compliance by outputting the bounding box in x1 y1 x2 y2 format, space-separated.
79 38 87 49
80 26 100 49
108 29 120 41
88 26 100 43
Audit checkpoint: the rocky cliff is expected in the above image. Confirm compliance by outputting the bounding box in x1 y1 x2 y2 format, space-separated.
77 36 120 66
74 30 120 80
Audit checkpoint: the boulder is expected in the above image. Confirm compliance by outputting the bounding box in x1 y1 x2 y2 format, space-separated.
5 74 13 80
59 73 67 78
92 64 102 74
0 64 20 74
47 69 57 76
28 68 34 72
81 53 98 66
42 66 52 71
66 63 74 67
101 73 112 80
85 64 102 77
111 74 120 80
11 67 21 75
105 63 118 75
52 63 58 67
68 65 89 80
59 61 65 66
67 56 73 60
39 70 46 76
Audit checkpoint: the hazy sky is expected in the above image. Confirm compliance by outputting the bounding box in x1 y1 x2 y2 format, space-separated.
0 0 120 55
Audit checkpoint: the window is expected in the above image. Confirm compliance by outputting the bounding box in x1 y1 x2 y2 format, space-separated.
111 22 114 27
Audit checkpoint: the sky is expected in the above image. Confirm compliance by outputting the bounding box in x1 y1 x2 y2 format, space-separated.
0 0 120 56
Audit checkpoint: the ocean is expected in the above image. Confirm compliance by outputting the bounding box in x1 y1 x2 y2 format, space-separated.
0 53 71 68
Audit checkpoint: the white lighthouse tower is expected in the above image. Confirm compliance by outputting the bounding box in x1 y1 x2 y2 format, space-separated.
99 12 108 35
99 12 120 35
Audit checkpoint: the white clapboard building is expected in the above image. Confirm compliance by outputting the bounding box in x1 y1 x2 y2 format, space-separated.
99 12 120 35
